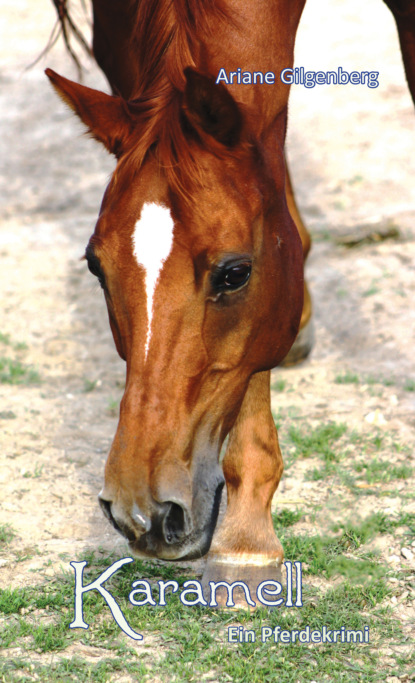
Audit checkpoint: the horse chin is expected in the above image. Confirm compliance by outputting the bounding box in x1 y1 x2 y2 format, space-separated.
127 532 213 561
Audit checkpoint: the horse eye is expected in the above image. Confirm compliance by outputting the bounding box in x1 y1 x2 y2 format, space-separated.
224 264 251 288
86 259 100 278
212 262 252 293
85 248 106 289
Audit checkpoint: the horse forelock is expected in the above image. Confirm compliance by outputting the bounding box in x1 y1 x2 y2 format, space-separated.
118 105 254 206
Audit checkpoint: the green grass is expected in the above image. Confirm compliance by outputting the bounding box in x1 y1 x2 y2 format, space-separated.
0 409 17 419
0 588 30 615
282 421 414 492
362 279 381 297
0 333 39 385
276 517 377 580
334 371 397 387
0 523 16 548
274 511 415 581
404 378 415 392
306 447 413 488
1 408 412 681
362 375 396 388
272 508 303 529
336 287 347 298
348 430 401 455
22 463 44 479
335 371 360 384
311 227 332 242
83 378 98 393
271 378 286 392
347 174 364 185
353 458 413 484
0 552 408 683
1 507 413 683
9 656 148 682
305 460 353 484
0 332 28 351
107 397 120 416
0 357 40 385
287 422 347 462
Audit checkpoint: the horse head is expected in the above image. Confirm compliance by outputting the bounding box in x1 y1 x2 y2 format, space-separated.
46 67 303 560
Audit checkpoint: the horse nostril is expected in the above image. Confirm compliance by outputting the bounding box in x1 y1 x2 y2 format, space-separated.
98 495 125 535
98 495 141 543
98 494 123 533
162 501 191 544
99 496 113 522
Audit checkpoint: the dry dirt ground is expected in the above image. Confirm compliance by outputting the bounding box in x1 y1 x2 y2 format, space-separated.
0 0 414 679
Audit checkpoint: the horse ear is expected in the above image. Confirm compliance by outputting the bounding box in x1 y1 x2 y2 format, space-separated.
45 69 135 157
183 67 242 147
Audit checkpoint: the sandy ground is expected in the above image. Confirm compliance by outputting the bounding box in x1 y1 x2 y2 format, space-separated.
0 0 414 673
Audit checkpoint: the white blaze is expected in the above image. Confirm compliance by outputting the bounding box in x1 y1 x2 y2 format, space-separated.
132 203 174 357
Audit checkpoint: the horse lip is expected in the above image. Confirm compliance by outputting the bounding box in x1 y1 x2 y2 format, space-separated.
128 531 208 561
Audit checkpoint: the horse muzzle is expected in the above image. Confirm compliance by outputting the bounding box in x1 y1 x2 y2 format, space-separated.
98 474 224 560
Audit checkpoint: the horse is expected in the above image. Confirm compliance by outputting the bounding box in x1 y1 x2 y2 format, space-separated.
46 0 415 600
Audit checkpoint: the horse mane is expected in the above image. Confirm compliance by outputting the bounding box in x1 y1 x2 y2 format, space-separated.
124 0 245 200
51 0 248 201
131 0 229 93
49 0 92 75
